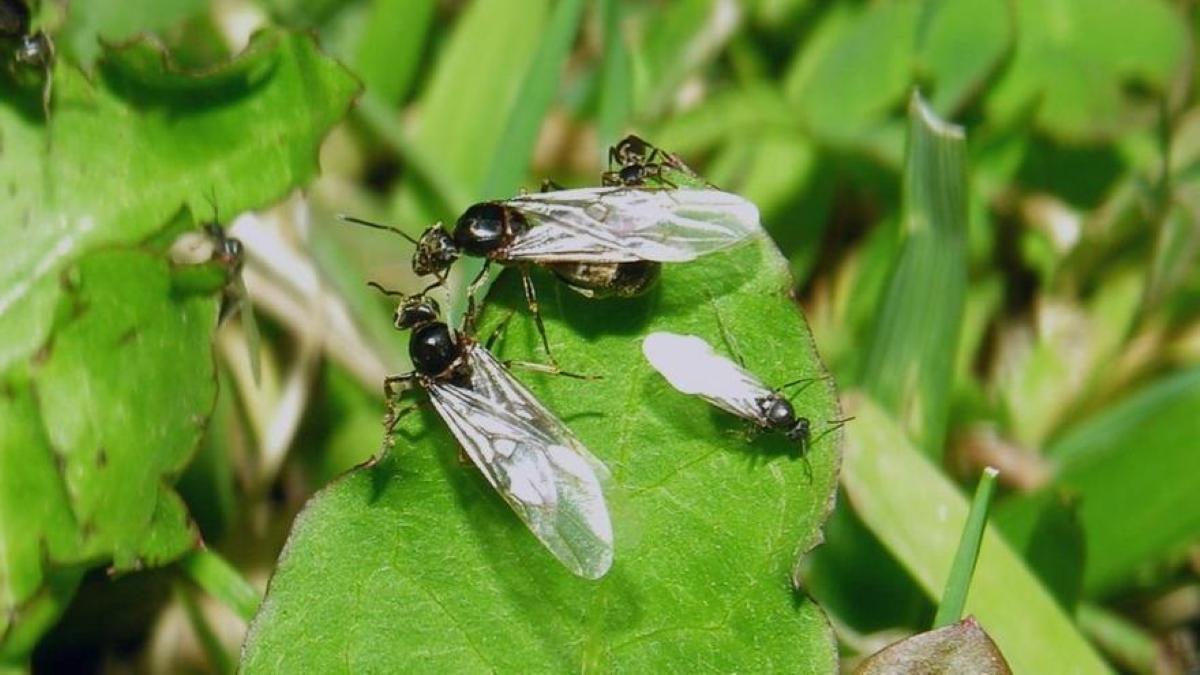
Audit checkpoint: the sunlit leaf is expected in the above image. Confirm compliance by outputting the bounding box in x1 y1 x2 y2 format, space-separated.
242 236 842 672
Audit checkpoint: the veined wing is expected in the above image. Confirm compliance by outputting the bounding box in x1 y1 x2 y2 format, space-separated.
642 331 775 422
426 344 613 579
502 187 761 263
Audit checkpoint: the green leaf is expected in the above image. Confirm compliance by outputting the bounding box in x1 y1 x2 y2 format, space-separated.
241 236 841 671
933 467 998 628
856 616 1012 675
860 94 967 457
915 0 1012 116
986 0 1187 141
0 30 359 372
59 0 207 65
1 249 219 657
994 490 1085 611
783 1 919 144
840 394 1109 673
1018 367 1200 596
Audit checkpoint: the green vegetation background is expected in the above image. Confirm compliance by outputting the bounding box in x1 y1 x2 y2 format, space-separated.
0 0 1197 672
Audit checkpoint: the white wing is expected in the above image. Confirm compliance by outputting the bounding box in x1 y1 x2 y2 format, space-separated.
502 187 761 263
426 344 613 579
641 331 776 422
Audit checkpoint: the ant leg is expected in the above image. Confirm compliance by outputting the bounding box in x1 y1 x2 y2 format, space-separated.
601 171 622 187
41 68 52 121
651 165 677 189
463 261 492 335
519 266 557 367
540 179 565 193
484 309 518 352
709 300 747 368
504 359 600 381
809 417 855 445
383 372 418 434
419 271 450 297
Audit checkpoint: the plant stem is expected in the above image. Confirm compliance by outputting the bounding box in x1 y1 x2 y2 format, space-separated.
179 549 261 623
177 581 235 675
934 466 999 627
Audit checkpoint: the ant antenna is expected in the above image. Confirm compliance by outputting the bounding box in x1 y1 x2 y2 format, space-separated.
339 214 419 246
810 417 855 445
367 281 406 298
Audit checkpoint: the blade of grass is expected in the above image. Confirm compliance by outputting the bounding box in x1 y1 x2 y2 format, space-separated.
451 0 585 323
177 582 234 675
934 466 999 627
353 0 436 105
1076 603 1160 674
479 0 587 198
179 549 260 623
356 93 473 220
840 393 1108 673
596 0 633 162
860 91 968 458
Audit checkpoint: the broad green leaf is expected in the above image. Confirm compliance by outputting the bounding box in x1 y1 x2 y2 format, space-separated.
994 490 1085 610
856 616 1012 675
915 0 1012 116
241 236 842 672
840 394 1109 674
59 0 207 65
783 1 919 144
1015 367 1200 596
0 30 359 372
860 94 967 457
986 0 1187 141
0 249 220 658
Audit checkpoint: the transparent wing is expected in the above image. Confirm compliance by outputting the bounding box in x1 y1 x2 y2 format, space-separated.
228 275 262 386
641 331 775 423
426 345 613 579
502 187 761 263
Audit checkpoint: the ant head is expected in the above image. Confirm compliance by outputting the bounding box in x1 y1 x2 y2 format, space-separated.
413 223 459 277
394 294 441 331
16 31 53 68
785 417 811 446
614 135 650 164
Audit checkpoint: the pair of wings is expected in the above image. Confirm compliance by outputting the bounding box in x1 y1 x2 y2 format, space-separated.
641 331 777 424
500 187 761 263
426 343 613 580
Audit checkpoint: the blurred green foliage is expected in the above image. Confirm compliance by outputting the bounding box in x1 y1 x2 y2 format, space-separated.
1 0 1198 672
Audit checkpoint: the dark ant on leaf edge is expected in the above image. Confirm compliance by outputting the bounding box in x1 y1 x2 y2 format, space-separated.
1 0 54 117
